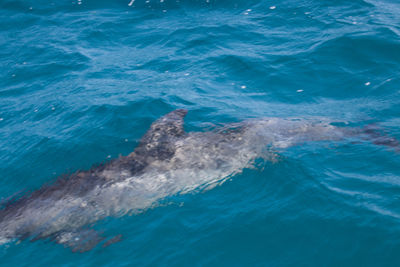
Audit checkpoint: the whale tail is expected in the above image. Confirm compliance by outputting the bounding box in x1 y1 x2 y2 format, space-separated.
360 124 400 152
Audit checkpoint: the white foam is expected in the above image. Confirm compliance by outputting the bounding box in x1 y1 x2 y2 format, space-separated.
0 237 11 245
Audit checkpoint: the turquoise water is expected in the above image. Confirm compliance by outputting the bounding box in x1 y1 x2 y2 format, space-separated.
1 0 400 265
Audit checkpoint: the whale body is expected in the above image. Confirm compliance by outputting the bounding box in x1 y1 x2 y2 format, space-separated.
0 109 397 251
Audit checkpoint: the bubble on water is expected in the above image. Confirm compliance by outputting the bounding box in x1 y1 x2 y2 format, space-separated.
270 6 276 10
51 106 56 111
365 82 371 86
241 85 246 89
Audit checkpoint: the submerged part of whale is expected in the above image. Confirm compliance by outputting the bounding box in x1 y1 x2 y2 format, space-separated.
0 110 398 251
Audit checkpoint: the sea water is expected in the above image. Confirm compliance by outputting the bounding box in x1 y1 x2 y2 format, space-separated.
0 0 400 266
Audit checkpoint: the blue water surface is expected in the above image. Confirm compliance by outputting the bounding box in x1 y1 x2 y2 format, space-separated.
1 0 400 266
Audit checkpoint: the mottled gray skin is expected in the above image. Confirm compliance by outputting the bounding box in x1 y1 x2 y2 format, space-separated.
0 110 397 251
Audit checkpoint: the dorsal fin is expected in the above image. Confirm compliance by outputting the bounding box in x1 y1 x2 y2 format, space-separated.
146 109 187 140
132 109 188 160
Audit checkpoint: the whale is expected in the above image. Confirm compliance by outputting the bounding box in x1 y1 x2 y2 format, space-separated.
0 109 398 251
